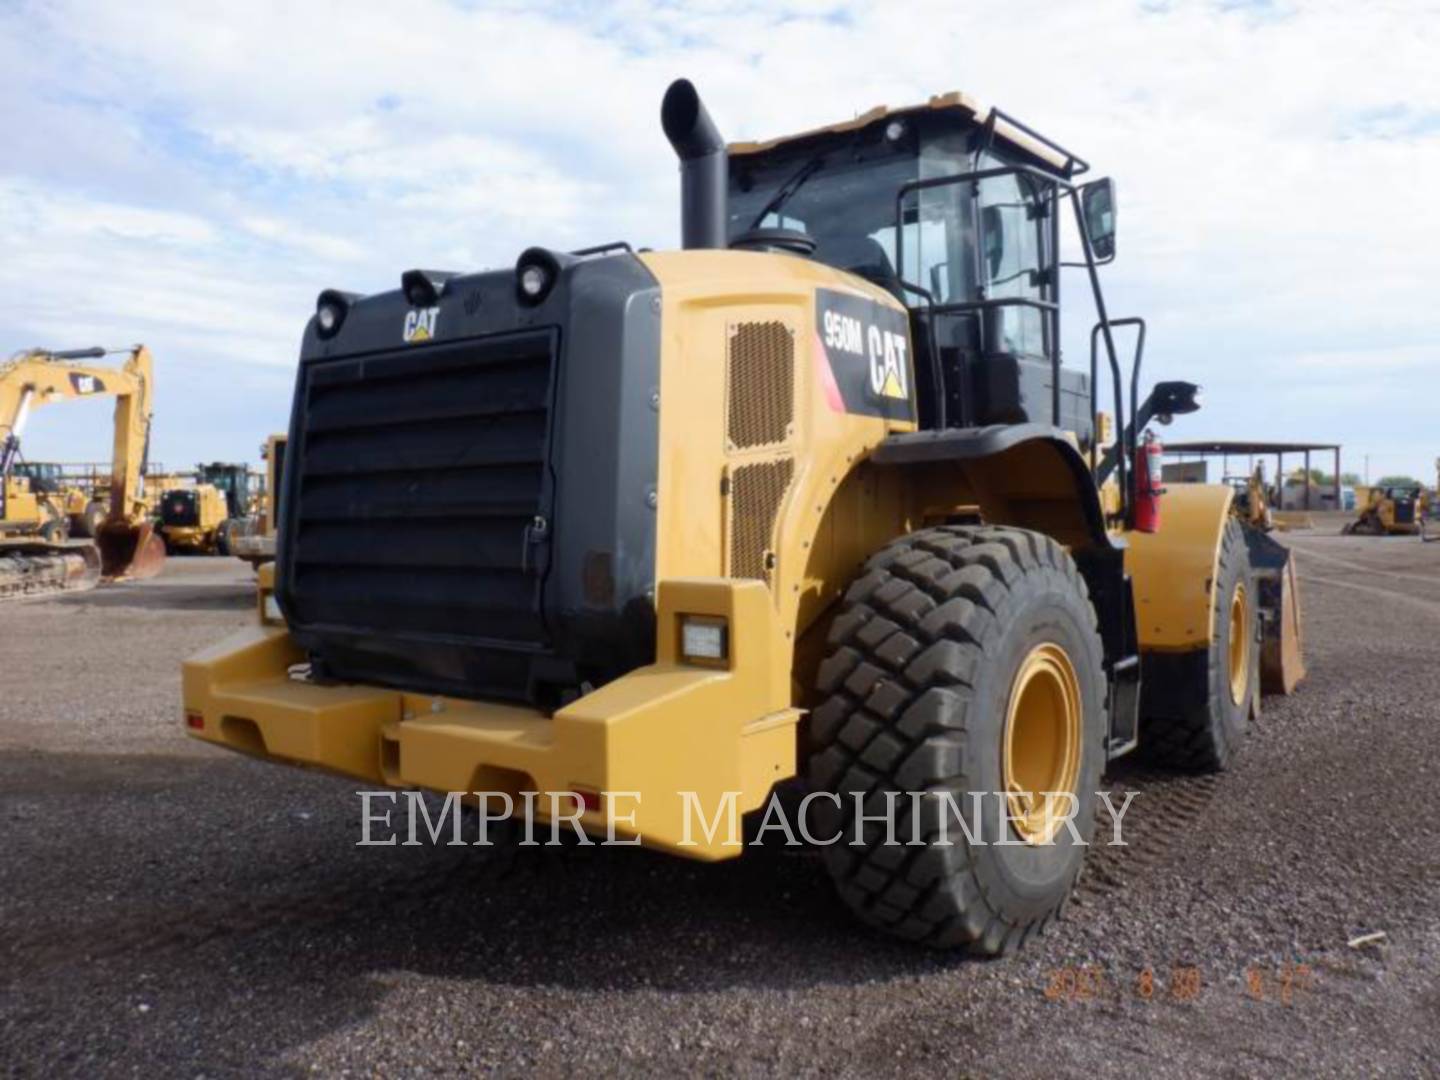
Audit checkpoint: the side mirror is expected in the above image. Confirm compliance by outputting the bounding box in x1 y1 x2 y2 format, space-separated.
1080 178 1117 263
1150 380 1202 424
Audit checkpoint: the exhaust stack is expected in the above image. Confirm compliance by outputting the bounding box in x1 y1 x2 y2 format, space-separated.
661 79 727 250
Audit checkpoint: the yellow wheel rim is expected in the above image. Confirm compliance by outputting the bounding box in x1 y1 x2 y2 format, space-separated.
1002 643 1083 845
1227 582 1250 707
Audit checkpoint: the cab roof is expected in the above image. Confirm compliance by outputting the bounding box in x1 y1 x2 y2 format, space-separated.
727 92 1083 177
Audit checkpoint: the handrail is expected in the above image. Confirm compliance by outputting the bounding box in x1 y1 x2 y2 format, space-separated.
897 279 948 430
1090 318 1146 522
894 164 1112 435
987 107 1091 178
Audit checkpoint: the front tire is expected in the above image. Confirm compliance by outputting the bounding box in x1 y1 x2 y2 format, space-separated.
808 526 1107 954
1141 518 1257 771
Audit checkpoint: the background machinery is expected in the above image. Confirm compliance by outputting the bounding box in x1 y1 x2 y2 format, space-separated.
194 461 254 520
1 345 166 599
183 80 1304 954
8 461 104 537
156 461 256 556
1344 484 1425 536
231 433 286 567
158 483 230 554
1227 464 1274 532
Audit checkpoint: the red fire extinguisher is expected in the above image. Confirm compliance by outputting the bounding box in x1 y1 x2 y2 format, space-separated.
1132 431 1163 533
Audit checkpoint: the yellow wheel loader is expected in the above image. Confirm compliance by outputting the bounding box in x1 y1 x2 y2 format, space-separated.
1 346 166 600
183 81 1304 953
8 462 100 537
158 483 231 554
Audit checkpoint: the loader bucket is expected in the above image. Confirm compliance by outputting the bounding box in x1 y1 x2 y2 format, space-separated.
1241 525 1306 694
97 520 167 581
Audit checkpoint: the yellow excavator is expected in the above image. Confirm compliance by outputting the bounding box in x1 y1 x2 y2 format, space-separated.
1 345 166 599
183 81 1305 954
1227 464 1274 532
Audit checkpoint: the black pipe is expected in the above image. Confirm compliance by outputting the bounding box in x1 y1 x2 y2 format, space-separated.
661 79 727 249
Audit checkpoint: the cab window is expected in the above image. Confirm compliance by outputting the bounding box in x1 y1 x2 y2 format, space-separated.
977 163 1047 357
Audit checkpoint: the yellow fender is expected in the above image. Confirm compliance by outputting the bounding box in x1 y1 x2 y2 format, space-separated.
1124 483 1234 651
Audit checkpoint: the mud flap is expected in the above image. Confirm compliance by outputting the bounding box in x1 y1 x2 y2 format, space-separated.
1241 525 1306 695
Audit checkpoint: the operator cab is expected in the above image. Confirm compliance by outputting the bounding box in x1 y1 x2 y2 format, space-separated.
13 461 63 495
196 463 249 518
725 95 1114 445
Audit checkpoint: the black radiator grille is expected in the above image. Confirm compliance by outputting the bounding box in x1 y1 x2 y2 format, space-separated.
161 490 199 527
287 329 557 649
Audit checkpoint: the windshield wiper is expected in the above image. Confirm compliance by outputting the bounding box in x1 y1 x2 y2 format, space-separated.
747 152 827 230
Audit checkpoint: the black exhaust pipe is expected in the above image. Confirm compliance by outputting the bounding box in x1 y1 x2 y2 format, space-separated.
661 79 727 250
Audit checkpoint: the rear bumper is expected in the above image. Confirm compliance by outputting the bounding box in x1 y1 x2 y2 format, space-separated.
183 579 798 859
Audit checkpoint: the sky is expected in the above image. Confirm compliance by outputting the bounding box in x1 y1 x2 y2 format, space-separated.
2 0 1438 482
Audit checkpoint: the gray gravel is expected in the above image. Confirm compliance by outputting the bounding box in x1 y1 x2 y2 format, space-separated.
2 536 1438 1077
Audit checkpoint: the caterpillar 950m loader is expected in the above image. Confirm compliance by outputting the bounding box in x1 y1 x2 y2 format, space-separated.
1 345 165 600
183 81 1304 953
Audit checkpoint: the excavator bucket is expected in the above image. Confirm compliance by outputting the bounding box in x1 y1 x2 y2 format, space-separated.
97 519 167 581
0 540 102 601
1242 526 1306 694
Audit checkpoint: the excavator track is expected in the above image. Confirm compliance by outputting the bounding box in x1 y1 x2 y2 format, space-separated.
0 539 102 602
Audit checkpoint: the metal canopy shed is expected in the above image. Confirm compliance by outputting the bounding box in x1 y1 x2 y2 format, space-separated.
1163 441 1342 510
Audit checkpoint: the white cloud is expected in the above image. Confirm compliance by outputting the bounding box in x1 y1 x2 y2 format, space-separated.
0 0 1437 474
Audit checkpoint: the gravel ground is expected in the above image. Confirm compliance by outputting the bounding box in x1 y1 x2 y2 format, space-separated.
2 536 1438 1078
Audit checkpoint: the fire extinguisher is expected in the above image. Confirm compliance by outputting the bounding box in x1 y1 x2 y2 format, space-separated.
1132 431 1163 533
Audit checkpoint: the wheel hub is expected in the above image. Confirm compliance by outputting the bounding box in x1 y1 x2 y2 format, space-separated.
1227 582 1250 706
1002 642 1082 845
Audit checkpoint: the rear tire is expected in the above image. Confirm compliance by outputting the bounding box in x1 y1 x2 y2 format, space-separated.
73 500 106 538
808 525 1107 954
1141 519 1257 771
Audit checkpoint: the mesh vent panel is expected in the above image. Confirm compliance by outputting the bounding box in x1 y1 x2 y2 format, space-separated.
726 321 794 450
729 458 794 582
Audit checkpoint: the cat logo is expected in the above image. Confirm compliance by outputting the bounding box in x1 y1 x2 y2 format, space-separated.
813 288 914 422
403 307 440 343
866 326 909 401
68 373 104 394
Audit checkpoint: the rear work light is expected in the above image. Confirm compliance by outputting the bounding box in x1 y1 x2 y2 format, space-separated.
679 615 728 665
